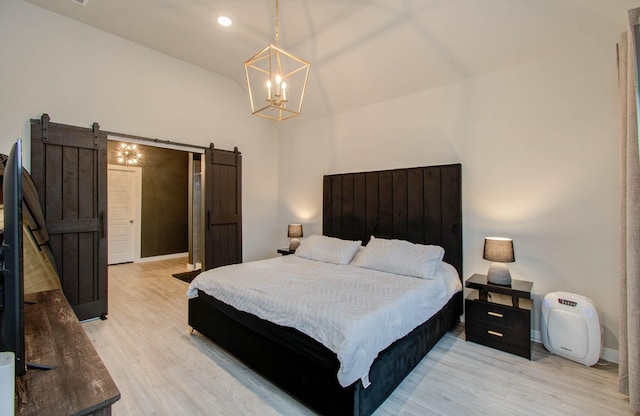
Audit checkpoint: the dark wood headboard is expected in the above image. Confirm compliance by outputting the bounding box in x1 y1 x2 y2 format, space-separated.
322 164 462 279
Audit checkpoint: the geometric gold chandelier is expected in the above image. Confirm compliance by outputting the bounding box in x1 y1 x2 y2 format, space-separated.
244 0 311 121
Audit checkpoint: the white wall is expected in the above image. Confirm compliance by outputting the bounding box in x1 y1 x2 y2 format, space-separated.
0 0 280 262
279 25 622 353
1 0 626 355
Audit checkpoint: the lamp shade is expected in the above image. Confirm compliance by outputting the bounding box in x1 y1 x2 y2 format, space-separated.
483 237 515 263
288 224 303 238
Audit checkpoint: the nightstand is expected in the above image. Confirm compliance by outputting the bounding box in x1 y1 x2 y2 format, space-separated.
464 273 533 359
277 248 295 256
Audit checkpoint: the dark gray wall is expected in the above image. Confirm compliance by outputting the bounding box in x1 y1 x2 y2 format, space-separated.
108 141 188 258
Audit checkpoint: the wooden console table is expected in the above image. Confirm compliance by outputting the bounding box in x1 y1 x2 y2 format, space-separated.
16 289 120 415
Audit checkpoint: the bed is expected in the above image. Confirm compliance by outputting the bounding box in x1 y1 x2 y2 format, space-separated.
188 164 462 416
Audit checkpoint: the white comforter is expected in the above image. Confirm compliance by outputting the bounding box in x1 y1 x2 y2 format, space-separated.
186 255 461 387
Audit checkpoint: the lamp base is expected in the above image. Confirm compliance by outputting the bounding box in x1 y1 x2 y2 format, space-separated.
289 238 300 251
487 262 512 286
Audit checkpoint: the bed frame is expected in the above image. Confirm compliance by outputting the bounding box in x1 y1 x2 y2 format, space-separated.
189 164 462 416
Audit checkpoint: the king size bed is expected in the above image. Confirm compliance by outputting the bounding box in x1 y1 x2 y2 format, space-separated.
187 164 462 416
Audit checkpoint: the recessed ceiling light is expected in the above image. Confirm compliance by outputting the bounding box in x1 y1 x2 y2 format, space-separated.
217 16 232 27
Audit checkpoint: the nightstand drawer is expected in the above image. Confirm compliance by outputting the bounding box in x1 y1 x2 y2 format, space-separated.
465 299 529 330
465 323 531 359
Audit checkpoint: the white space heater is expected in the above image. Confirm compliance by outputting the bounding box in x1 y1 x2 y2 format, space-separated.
541 291 603 366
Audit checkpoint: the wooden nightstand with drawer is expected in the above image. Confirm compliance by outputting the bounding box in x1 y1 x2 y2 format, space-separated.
465 273 533 359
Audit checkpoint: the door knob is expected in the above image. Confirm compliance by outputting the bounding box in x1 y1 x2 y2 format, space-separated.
129 219 134 224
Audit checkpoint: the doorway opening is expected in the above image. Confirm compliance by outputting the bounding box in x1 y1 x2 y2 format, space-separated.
106 134 205 269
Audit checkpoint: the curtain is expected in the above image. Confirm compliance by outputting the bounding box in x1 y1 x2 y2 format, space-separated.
619 8 640 412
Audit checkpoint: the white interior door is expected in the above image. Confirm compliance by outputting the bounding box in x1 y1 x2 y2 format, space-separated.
107 164 141 265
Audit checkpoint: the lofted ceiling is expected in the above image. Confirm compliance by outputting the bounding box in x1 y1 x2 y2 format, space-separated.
23 0 639 119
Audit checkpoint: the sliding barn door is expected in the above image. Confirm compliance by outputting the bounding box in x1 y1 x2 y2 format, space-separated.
203 144 242 270
30 114 108 321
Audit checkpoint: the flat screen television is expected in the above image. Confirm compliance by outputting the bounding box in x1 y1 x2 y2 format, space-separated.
0 138 25 376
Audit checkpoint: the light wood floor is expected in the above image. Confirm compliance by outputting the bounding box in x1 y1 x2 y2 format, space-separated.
83 257 634 416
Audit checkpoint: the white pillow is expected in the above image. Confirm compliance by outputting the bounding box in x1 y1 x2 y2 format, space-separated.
294 235 362 265
351 236 444 279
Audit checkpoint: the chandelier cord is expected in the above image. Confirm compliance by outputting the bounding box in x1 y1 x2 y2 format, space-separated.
275 0 279 47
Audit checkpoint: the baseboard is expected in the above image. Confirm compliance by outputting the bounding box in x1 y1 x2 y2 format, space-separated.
136 252 188 263
531 329 542 344
601 348 619 364
187 262 202 271
531 329 618 363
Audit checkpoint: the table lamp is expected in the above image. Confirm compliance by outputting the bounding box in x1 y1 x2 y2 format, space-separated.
483 237 515 285
288 224 303 251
